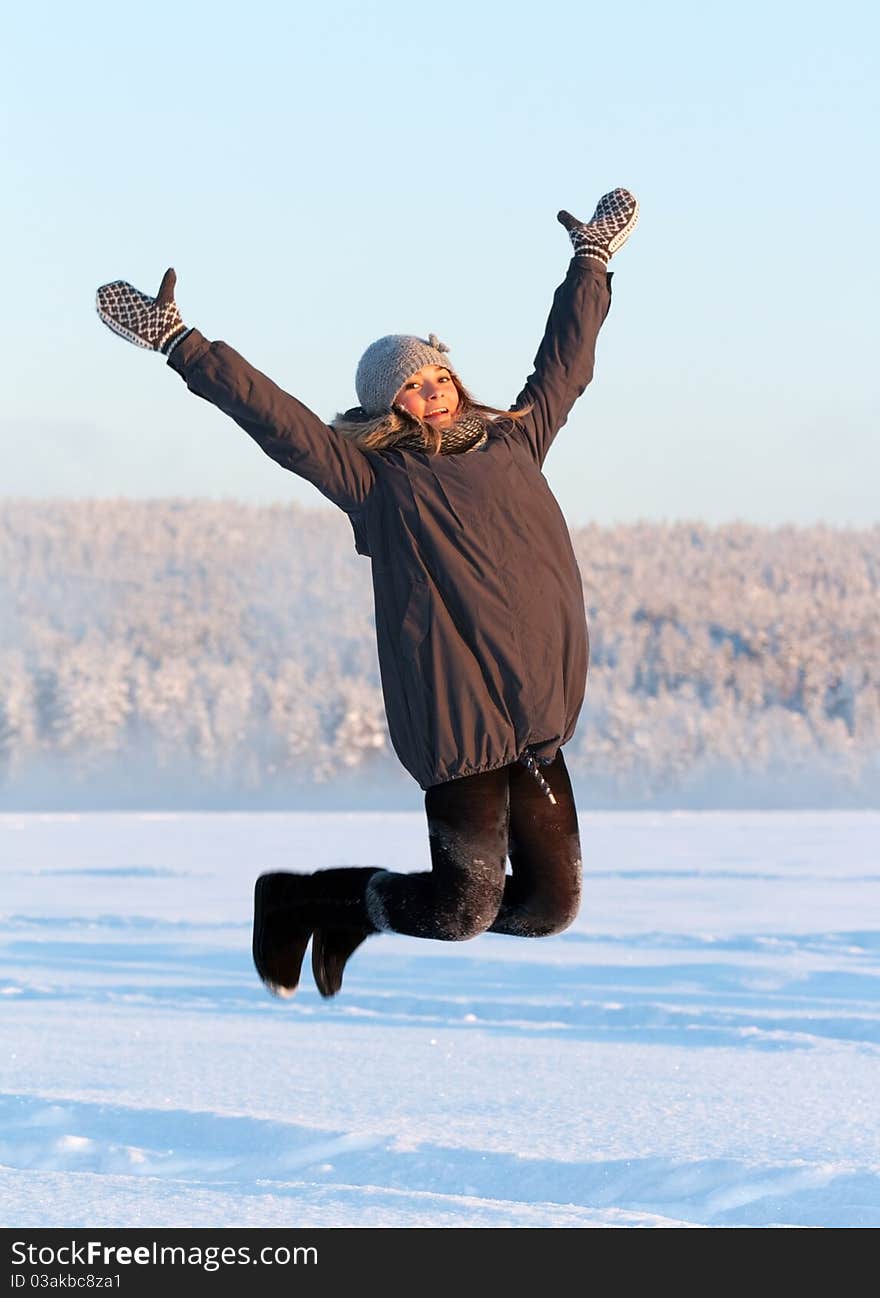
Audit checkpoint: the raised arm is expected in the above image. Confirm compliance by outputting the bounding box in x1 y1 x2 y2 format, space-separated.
508 188 637 467
96 270 374 513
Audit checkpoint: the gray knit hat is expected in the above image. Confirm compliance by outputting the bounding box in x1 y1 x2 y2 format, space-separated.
355 332 456 417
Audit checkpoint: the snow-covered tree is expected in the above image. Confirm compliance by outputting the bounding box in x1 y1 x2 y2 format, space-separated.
1 501 878 804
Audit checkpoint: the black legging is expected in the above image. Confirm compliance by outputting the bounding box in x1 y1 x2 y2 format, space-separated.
367 750 582 940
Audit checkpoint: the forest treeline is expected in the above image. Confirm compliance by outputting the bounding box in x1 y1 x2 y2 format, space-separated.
1 501 878 807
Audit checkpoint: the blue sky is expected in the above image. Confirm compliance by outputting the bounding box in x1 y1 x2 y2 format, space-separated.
3 0 878 525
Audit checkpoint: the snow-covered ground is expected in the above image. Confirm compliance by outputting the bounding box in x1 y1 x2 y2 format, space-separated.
1 810 878 1228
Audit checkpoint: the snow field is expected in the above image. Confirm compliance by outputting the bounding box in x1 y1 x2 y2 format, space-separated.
1 811 879 1227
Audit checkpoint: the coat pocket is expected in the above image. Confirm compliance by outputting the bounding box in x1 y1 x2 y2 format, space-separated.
396 580 434 774
399 579 431 654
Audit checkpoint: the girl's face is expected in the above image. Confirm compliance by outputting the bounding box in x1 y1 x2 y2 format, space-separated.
393 365 460 429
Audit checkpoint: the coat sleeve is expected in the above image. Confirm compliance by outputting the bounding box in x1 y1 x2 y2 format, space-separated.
167 329 374 512
506 258 613 467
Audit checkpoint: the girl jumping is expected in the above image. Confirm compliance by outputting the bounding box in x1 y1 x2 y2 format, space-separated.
96 187 638 999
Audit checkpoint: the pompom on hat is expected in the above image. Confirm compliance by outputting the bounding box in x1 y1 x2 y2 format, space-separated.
355 332 456 417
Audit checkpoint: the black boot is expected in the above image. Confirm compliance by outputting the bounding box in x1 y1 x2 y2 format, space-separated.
252 868 380 999
311 926 372 999
252 872 312 998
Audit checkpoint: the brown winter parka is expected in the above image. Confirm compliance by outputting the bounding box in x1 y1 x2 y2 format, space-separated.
168 258 612 789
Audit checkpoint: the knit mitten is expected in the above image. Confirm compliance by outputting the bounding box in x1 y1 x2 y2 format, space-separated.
95 267 191 356
558 188 639 266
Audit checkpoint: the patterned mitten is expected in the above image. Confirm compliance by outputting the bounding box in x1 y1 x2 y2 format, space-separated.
558 188 639 266
95 268 191 356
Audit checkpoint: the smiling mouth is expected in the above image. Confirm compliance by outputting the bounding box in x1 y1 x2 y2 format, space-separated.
425 409 449 419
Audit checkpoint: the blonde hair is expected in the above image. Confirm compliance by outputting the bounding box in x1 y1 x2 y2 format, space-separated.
332 375 533 455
